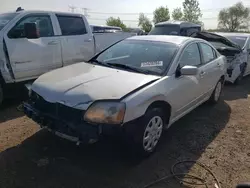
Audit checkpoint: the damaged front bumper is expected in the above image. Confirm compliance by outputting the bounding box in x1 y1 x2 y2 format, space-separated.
23 102 122 144
225 62 246 83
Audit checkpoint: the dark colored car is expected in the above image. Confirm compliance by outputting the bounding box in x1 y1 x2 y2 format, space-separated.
148 21 201 36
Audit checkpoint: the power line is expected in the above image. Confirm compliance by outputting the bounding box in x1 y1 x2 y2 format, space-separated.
88 17 217 22
68 5 77 13
88 8 224 15
87 5 250 15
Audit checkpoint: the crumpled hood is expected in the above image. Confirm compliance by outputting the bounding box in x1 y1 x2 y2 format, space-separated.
32 62 160 108
191 31 242 50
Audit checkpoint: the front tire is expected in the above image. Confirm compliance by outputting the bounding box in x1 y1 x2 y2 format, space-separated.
209 79 223 104
130 108 165 156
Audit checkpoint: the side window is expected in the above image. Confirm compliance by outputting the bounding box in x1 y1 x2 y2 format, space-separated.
8 15 54 38
57 16 87 35
200 43 216 64
179 43 201 67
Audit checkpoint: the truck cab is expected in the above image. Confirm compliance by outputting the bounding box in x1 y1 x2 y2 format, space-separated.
0 10 135 105
148 21 201 36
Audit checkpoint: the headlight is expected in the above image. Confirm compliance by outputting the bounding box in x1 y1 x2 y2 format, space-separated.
84 101 126 124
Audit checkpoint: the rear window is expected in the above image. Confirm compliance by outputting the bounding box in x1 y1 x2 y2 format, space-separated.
149 25 180 35
57 16 87 35
226 36 247 49
96 39 179 75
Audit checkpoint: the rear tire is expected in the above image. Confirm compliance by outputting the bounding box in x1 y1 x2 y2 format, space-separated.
129 108 165 157
0 83 3 107
209 79 223 104
234 74 243 85
234 63 247 85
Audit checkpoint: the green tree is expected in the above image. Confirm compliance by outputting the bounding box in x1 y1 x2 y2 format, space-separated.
182 0 202 24
172 7 183 20
106 17 127 31
218 2 250 32
153 6 170 24
138 13 153 32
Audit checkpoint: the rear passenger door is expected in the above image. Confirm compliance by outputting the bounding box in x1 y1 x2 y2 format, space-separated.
56 14 95 66
198 42 221 94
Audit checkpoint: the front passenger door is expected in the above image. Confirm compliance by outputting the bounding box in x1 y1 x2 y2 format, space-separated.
4 14 62 81
170 43 205 121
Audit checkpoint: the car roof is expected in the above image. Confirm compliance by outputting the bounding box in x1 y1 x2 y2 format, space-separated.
155 21 201 28
6 10 84 17
126 35 195 45
214 32 250 38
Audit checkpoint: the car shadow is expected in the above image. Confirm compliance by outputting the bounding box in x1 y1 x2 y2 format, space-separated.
0 97 26 124
223 75 250 101
0 99 231 188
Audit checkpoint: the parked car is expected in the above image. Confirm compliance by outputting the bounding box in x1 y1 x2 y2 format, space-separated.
90 25 122 33
148 21 201 36
214 32 250 83
0 10 135 105
23 35 226 155
191 31 249 84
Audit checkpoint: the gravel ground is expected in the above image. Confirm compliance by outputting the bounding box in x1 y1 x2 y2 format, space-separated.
0 77 250 188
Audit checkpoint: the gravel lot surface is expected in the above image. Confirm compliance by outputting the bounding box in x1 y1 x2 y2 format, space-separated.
1 77 250 188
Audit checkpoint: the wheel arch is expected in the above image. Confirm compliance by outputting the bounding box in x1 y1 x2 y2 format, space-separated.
146 100 172 125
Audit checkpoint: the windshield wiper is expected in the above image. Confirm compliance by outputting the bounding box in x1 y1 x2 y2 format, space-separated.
90 59 114 68
106 63 151 74
91 59 104 65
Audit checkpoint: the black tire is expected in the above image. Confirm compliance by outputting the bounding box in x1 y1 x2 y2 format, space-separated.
0 83 3 107
234 74 243 85
127 108 165 157
209 79 223 104
234 63 247 85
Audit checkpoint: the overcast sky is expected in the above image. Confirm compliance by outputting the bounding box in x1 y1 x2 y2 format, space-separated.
2 0 250 29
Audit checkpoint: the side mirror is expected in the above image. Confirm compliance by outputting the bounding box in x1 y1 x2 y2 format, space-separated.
24 22 39 39
180 65 198 76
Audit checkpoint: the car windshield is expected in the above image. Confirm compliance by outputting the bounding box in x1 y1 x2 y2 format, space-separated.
225 36 247 49
149 25 180 35
0 13 18 31
94 39 178 75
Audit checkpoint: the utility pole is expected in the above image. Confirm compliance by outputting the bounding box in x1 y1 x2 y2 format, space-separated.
82 8 90 18
68 5 77 13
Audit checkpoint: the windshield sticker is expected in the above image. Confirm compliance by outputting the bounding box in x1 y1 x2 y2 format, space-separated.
0 20 9 25
141 61 163 67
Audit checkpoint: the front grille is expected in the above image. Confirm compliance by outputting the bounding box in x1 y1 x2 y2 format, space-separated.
31 92 83 123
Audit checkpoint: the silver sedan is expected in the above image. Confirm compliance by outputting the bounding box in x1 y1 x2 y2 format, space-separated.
24 35 227 156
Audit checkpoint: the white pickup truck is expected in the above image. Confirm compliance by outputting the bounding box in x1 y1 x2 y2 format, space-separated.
0 10 135 105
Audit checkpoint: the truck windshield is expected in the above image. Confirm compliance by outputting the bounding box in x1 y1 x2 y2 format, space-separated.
95 39 178 75
149 25 180 35
0 13 18 31
226 36 247 49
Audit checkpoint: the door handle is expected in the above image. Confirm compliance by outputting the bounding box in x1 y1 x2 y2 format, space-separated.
84 38 92 42
200 71 206 76
48 41 58 45
217 63 222 67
